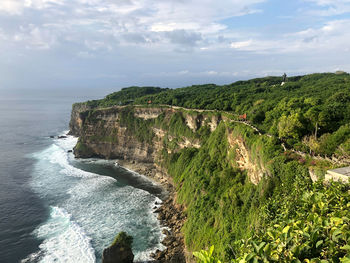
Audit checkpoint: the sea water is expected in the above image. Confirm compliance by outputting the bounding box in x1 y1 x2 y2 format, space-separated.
0 89 165 263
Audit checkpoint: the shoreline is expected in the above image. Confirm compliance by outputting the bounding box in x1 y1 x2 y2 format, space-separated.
116 159 187 262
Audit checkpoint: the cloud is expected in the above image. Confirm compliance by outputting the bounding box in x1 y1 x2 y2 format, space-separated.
2 0 350 90
304 0 350 16
230 40 253 49
1 0 349 55
219 19 350 55
0 0 63 15
164 30 202 46
0 0 267 52
11 24 57 49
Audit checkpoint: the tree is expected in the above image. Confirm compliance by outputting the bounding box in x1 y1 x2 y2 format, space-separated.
278 113 304 139
304 106 321 138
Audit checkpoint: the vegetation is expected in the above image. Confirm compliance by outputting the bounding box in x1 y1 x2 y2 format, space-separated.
118 107 155 143
84 73 350 157
111 232 133 248
83 86 167 107
194 246 222 263
196 182 350 262
75 73 350 262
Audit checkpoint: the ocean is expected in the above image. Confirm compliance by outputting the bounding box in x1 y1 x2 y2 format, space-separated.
0 89 165 263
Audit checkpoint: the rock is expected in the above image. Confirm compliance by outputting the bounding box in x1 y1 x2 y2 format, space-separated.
58 135 67 139
49 136 55 138
102 232 134 263
68 150 73 153
162 229 171 236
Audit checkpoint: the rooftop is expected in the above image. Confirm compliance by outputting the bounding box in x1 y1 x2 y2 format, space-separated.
326 166 350 183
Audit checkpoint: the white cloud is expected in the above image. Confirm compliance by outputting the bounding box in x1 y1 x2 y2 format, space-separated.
0 0 267 51
84 40 112 51
10 24 57 49
0 0 24 15
2 0 350 90
304 0 350 15
220 19 350 55
1 0 349 56
0 0 64 15
230 40 253 49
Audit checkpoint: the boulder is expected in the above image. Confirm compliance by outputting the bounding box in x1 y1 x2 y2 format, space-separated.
102 232 134 263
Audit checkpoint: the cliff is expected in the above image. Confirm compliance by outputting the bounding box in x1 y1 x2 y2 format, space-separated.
68 75 350 261
69 104 266 184
69 103 269 261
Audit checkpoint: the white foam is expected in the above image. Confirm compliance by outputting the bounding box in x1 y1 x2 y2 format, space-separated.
27 134 166 262
119 166 161 188
22 206 95 263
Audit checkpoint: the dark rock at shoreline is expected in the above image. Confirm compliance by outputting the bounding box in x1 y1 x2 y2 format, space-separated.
102 232 134 263
152 197 186 263
68 150 73 153
49 135 55 138
58 135 67 139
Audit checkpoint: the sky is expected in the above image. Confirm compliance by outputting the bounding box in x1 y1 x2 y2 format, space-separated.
1 0 350 91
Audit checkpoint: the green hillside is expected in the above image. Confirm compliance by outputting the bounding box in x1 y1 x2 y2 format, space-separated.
78 73 350 262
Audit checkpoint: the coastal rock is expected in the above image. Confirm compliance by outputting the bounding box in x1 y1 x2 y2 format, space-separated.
102 232 134 263
153 197 186 263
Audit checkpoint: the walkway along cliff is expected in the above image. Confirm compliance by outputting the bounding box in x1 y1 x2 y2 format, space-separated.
69 103 272 261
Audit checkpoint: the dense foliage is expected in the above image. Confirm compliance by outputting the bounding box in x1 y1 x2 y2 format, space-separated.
86 72 350 156
196 182 350 263
84 86 167 107
75 73 350 262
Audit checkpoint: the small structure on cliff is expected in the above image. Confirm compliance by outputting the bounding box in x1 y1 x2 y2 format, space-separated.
238 113 247 121
281 73 288 86
102 232 134 263
325 166 350 183
282 73 287 82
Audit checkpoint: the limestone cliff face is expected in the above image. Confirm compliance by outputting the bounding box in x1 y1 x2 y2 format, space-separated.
227 131 267 184
71 107 156 162
69 103 92 136
70 106 205 164
69 105 266 184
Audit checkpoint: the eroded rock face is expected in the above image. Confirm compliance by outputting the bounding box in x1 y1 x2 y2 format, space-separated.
68 103 92 136
102 232 134 263
70 106 207 162
227 131 266 184
134 107 164 120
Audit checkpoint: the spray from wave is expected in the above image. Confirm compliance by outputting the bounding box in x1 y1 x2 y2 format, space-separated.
22 135 165 263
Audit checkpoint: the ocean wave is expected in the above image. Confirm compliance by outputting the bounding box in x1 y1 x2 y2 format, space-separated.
21 206 96 263
26 134 165 262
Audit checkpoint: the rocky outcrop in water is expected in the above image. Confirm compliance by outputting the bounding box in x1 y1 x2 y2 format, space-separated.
102 232 134 263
